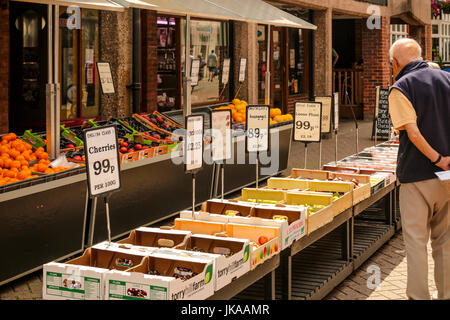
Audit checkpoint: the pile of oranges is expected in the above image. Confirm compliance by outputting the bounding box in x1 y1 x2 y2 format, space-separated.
215 101 293 125
0 133 68 186
215 99 248 124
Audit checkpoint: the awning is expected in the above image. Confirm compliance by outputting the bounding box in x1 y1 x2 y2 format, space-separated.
127 0 316 30
12 0 125 11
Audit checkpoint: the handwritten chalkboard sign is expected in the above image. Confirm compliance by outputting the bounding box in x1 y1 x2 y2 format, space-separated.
372 87 391 139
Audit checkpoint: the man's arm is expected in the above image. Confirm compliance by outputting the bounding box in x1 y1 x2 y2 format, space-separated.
404 123 450 171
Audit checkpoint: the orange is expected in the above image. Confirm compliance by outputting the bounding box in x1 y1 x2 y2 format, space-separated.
20 160 29 166
0 158 3 168
44 168 55 174
1 152 10 159
8 149 20 159
30 154 37 161
16 155 25 162
21 165 29 171
0 145 9 154
37 163 47 173
24 143 32 150
3 158 12 168
7 133 17 141
5 170 16 179
36 147 45 153
10 160 21 169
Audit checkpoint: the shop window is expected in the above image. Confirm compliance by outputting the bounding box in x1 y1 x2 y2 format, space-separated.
59 8 99 121
287 28 309 95
181 19 230 107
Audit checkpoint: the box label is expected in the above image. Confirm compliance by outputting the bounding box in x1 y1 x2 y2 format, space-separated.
45 271 100 300
108 280 167 300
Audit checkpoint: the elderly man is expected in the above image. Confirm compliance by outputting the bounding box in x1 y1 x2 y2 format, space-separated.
388 38 450 300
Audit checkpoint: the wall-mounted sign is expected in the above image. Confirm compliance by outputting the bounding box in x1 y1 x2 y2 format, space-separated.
222 58 230 85
239 58 247 83
185 115 204 173
96 62 115 94
191 59 200 86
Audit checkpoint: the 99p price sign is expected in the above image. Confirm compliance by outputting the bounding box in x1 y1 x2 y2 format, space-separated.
185 114 204 173
246 105 270 153
84 125 121 198
294 102 322 143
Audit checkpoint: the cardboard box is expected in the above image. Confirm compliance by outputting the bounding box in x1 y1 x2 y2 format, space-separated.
200 199 306 249
168 234 250 291
118 227 191 249
226 223 281 270
43 243 148 300
172 218 227 236
285 192 334 234
105 253 214 300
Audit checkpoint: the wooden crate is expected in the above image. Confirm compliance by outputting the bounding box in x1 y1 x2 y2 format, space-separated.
285 193 334 235
306 181 353 217
289 168 329 180
266 178 309 191
238 188 286 204
329 172 371 205
172 219 226 236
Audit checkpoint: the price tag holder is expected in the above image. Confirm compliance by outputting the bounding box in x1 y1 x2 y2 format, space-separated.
84 125 121 198
191 59 200 86
96 62 115 94
333 92 339 131
184 114 204 173
246 105 270 153
210 109 232 162
293 101 322 143
239 58 247 83
222 58 231 85
314 96 332 134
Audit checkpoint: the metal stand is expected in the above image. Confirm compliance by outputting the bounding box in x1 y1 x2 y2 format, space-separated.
221 164 225 200
334 129 338 166
319 140 322 170
256 154 259 189
304 143 308 169
104 196 112 245
192 173 196 218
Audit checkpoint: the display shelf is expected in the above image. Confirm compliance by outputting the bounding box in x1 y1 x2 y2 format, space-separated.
353 182 395 216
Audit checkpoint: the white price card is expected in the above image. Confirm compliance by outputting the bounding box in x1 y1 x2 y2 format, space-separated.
210 109 232 162
293 101 322 143
246 105 270 153
222 58 231 85
239 58 247 83
96 62 115 94
83 125 121 198
334 92 339 130
185 115 204 172
315 96 332 134
191 59 200 86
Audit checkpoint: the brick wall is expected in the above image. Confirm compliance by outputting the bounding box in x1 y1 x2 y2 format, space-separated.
141 10 158 114
287 94 309 115
409 24 432 61
361 16 391 119
0 4 9 134
313 8 332 96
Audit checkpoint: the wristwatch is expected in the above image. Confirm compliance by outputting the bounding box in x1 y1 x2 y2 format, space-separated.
431 154 442 165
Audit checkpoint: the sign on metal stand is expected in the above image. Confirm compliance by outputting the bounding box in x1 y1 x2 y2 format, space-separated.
246 105 270 189
315 96 332 169
234 58 247 99
333 92 339 165
293 101 322 169
185 114 205 218
210 109 232 201
83 125 122 246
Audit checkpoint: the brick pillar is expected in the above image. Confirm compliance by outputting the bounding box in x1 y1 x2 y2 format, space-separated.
232 21 257 104
409 24 432 61
141 10 158 114
100 10 133 119
313 8 332 96
0 4 9 134
362 16 391 119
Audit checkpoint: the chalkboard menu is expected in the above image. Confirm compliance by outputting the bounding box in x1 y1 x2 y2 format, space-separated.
373 87 391 138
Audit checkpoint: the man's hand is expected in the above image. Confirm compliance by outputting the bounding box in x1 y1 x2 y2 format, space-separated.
436 156 450 171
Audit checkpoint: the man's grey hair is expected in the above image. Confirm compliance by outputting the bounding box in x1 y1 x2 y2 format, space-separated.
389 38 423 65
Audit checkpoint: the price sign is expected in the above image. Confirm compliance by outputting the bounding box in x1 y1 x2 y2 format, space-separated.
222 58 231 85
293 101 322 143
96 62 115 94
191 59 200 86
83 125 121 198
239 58 247 83
315 96 332 134
333 92 339 130
185 115 204 173
210 109 232 162
375 88 390 137
246 105 270 153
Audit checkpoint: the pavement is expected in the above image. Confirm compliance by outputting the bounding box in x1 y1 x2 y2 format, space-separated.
0 119 440 300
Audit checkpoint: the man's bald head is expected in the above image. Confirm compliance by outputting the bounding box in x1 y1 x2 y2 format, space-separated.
389 38 423 67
